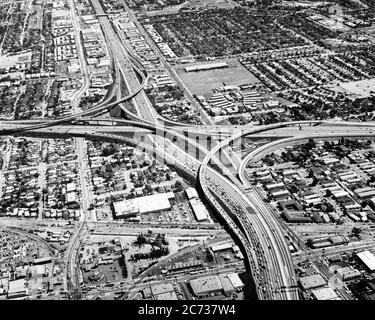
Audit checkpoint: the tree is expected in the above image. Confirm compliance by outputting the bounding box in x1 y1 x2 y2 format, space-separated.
352 227 362 238
306 238 314 248
174 180 183 191
325 189 332 198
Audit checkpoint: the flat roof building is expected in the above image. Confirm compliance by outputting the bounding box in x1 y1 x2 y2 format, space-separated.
113 200 139 218
357 250 375 271
299 274 326 290
33 257 52 265
134 194 172 214
154 291 178 300
185 62 228 72
336 267 361 281
113 193 172 218
150 283 174 296
211 242 232 252
189 199 209 222
185 187 199 200
190 275 223 296
312 287 340 300
227 273 244 289
7 279 27 299
219 274 235 295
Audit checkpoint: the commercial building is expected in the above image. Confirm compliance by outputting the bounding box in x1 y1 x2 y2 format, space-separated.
336 267 361 281
227 273 244 289
7 279 27 299
189 198 209 222
185 62 228 73
357 250 375 271
134 194 172 214
219 274 235 295
282 211 312 223
265 182 285 191
190 275 223 296
150 283 174 297
66 192 78 204
299 274 326 290
113 199 139 218
312 287 340 300
113 193 172 218
165 261 203 273
211 242 233 252
154 291 178 300
185 187 199 200
33 257 52 265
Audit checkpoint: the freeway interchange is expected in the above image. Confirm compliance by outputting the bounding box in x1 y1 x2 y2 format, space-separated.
2 1 375 301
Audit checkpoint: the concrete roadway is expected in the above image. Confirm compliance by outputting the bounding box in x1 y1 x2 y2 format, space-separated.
237 130 375 299
206 167 298 299
198 120 375 300
68 0 90 110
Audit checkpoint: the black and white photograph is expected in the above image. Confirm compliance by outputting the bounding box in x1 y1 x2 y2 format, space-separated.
0 0 374 315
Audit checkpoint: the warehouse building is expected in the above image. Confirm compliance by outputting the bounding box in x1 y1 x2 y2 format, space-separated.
33 257 52 265
357 250 375 271
185 62 228 72
113 199 139 218
154 291 178 300
7 279 27 299
219 274 235 295
150 283 174 297
227 273 244 289
211 242 233 252
185 187 199 200
312 287 340 300
189 198 209 222
190 275 223 297
336 267 361 281
299 274 326 290
113 193 172 218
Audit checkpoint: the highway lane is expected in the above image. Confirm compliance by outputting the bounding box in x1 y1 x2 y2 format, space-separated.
293 239 375 263
5 120 374 300
118 0 211 127
68 0 90 111
206 168 297 299
197 122 375 298
238 132 375 299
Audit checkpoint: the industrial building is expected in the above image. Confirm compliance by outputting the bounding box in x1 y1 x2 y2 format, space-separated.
185 187 199 200
154 291 178 300
113 199 139 218
211 242 233 252
185 62 228 73
113 193 173 218
150 283 176 299
33 257 52 265
357 250 375 271
312 287 340 300
219 274 235 295
226 273 244 289
336 267 361 281
299 274 326 290
189 198 209 222
189 275 223 297
7 279 27 299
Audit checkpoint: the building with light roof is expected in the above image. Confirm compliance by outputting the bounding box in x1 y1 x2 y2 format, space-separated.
190 275 223 296
357 250 375 271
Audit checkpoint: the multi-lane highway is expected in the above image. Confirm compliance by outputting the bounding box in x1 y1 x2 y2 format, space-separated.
3 1 375 301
